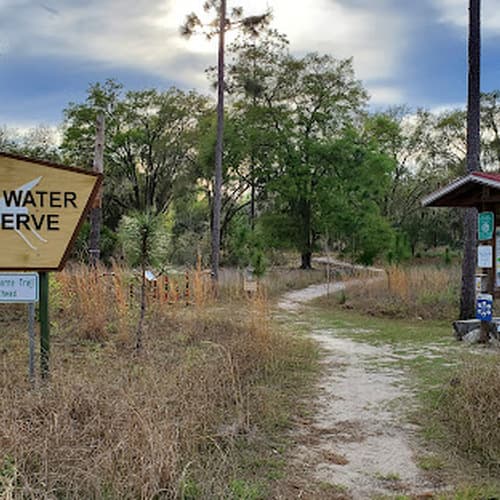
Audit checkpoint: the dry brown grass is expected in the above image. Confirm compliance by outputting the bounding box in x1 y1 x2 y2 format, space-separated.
0 266 316 498
321 264 460 320
434 356 500 471
262 267 327 298
218 267 327 303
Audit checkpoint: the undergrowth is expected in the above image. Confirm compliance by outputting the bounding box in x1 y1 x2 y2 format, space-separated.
0 265 317 498
317 264 460 320
219 267 327 301
430 356 500 473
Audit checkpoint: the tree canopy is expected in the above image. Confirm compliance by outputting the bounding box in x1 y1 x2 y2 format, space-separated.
3 27 497 270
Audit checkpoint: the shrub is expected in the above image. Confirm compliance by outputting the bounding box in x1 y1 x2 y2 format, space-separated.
319 264 460 320
435 357 500 470
0 266 316 498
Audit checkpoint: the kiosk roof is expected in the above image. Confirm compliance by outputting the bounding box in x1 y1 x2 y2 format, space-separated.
422 171 500 208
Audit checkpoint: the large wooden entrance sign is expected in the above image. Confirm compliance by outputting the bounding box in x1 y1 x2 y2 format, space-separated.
0 152 102 380
0 152 102 271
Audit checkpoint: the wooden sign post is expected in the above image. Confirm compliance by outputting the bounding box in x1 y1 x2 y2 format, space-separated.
423 172 500 342
0 152 102 378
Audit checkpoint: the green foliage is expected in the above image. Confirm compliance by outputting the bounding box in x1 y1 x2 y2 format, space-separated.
443 247 452 265
73 222 118 264
48 273 64 312
224 215 267 276
250 249 267 278
228 479 266 500
118 211 170 270
62 81 210 229
320 131 395 262
180 478 202 499
226 32 380 264
0 455 16 496
258 213 298 251
10 27 494 269
387 231 411 265
257 124 397 265
0 125 61 162
168 196 210 266
355 213 395 265
225 218 253 266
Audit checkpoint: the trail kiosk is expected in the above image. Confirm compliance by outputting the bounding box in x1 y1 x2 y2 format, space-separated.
0 152 102 378
422 171 500 338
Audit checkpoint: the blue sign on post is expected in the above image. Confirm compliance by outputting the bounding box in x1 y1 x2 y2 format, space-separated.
476 293 493 322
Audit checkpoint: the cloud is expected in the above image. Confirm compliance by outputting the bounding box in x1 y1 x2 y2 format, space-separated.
369 85 406 107
432 0 500 32
0 0 409 106
271 0 409 81
430 102 465 114
2 1 174 71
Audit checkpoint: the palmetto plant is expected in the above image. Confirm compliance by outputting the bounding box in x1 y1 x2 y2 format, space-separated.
119 210 169 350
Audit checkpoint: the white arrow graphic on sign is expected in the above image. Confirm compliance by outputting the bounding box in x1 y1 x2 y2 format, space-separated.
0 177 47 251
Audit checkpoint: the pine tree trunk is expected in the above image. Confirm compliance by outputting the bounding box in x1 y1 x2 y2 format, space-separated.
301 252 312 270
460 209 477 319
211 0 226 284
300 199 313 269
460 0 481 319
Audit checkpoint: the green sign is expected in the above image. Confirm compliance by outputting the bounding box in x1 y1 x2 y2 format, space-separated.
478 212 494 240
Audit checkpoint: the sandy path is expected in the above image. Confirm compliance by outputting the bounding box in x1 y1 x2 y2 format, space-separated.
277 277 382 312
277 272 442 499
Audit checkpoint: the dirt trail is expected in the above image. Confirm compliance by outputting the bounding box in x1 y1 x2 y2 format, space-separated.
277 273 442 499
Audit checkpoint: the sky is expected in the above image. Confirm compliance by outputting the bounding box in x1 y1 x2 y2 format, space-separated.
1 0 500 130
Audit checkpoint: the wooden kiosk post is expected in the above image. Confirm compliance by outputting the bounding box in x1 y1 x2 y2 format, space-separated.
422 172 500 341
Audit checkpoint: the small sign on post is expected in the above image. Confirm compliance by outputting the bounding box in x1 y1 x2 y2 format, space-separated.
476 293 493 322
0 272 39 384
477 245 493 268
243 267 258 294
478 211 494 240
0 273 39 302
475 274 486 295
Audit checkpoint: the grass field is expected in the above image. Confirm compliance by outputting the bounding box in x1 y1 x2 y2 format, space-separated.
0 265 319 498
3 260 499 498
316 264 460 320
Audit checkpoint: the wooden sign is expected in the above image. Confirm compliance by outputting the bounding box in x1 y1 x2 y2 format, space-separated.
0 152 102 271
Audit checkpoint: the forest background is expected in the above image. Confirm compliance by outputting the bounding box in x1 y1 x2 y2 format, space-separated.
2 26 500 272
